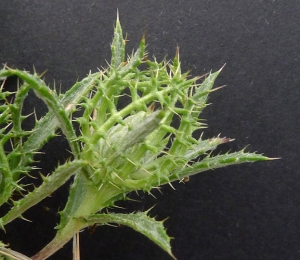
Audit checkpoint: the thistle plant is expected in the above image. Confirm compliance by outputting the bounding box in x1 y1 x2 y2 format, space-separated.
0 16 271 260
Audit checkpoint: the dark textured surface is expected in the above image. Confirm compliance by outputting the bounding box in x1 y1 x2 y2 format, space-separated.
1 1 300 259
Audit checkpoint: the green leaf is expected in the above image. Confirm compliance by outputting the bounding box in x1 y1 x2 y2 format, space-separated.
119 36 145 76
1 160 88 226
80 209 176 259
111 11 125 69
5 70 100 171
193 67 223 104
184 136 231 160
57 174 89 231
0 139 13 207
170 150 272 182
5 68 81 159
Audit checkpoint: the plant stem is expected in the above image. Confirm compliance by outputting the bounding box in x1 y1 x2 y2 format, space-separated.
31 220 79 260
32 178 124 259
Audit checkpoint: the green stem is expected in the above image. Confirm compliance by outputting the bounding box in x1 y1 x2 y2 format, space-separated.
33 183 123 259
31 220 78 260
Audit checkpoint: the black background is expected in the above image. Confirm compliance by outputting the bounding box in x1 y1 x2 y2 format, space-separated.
1 1 300 259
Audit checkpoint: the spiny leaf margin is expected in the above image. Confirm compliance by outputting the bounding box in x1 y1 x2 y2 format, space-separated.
79 209 176 259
